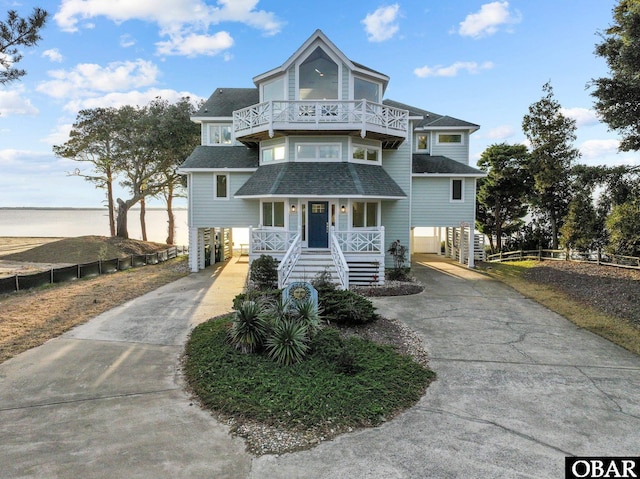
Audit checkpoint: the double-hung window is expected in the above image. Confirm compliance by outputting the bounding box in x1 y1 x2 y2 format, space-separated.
262 201 285 228
451 179 464 202
207 124 232 145
214 174 228 200
352 202 378 228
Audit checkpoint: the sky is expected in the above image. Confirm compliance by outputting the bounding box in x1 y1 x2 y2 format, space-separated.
0 0 637 208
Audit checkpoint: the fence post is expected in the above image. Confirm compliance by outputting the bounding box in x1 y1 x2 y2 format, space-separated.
15 274 19 292
597 248 601 265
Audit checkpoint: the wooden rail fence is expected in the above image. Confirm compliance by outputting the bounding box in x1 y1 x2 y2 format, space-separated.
487 249 640 270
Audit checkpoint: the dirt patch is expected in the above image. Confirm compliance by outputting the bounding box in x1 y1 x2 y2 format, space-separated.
523 261 640 327
0 236 173 278
0 236 190 364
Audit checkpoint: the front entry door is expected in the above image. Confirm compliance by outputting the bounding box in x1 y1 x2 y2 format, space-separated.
308 201 329 248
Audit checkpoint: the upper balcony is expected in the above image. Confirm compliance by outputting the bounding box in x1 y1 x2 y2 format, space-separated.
233 100 408 149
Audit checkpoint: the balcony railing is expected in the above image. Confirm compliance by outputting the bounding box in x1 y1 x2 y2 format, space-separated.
334 227 385 253
233 100 408 139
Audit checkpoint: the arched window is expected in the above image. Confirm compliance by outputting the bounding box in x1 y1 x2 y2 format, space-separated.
299 47 338 100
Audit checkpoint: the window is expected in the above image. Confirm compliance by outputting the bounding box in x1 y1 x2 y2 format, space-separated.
299 47 339 100
296 143 340 161
352 202 378 228
416 134 428 151
215 174 228 200
262 145 285 163
354 77 380 102
207 124 232 145
262 77 285 102
352 144 379 163
438 133 463 144
451 179 464 202
262 201 285 227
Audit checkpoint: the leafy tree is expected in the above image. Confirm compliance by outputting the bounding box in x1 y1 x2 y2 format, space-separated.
606 199 640 256
591 0 640 151
522 82 581 249
476 143 531 253
560 190 602 251
1 8 48 84
54 108 120 236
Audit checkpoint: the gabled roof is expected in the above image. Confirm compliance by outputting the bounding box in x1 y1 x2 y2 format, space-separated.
179 146 259 170
253 29 389 92
192 88 259 119
412 154 485 177
235 162 406 198
383 99 479 131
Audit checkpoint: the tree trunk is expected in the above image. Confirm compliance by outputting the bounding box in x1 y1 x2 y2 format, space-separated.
494 200 502 252
106 166 116 237
116 198 130 239
166 183 175 245
140 197 147 241
550 211 559 249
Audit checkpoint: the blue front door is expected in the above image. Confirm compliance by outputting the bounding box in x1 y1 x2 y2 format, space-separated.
308 201 328 248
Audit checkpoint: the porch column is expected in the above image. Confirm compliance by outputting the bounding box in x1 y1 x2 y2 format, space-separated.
188 227 199 272
468 226 475 268
198 228 206 270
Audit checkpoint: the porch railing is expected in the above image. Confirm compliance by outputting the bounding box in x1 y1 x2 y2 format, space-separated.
334 227 385 254
277 233 302 289
249 227 296 255
233 100 408 138
330 229 349 290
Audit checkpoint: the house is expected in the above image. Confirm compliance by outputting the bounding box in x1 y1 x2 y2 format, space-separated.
179 29 485 289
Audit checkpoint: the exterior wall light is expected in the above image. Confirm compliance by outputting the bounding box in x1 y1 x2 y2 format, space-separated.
340 205 346 213
291 204 296 213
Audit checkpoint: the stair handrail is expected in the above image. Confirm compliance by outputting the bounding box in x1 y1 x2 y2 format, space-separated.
277 233 302 288
330 228 349 290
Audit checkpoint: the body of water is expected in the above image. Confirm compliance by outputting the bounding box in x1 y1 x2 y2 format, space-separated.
0 208 189 246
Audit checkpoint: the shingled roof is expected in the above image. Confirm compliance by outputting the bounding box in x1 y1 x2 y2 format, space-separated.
235 162 406 198
195 88 259 118
412 154 485 176
383 99 479 130
180 146 259 170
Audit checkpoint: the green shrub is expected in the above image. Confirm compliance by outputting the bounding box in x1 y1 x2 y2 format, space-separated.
290 299 321 337
265 320 310 365
321 289 377 325
250 254 279 290
228 300 269 354
385 267 411 282
233 289 280 310
312 269 337 296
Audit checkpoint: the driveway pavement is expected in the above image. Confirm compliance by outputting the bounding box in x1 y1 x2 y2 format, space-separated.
1 255 639 478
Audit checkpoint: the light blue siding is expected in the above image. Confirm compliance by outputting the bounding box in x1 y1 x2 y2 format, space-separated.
430 131 470 164
411 177 476 227
190 172 259 227
381 140 411 267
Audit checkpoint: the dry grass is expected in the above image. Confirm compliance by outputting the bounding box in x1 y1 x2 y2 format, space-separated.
0 236 189 364
477 260 640 357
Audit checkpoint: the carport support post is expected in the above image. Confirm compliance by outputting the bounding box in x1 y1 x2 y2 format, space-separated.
467 226 475 268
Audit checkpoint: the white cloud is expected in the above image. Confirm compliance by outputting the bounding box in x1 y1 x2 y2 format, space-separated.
0 87 39 116
156 31 233 57
54 0 283 56
41 123 74 146
37 59 160 99
362 4 400 42
414 61 494 78
120 34 136 48
579 139 620 160
42 48 64 63
63 88 204 113
486 125 515 140
561 107 599 128
457 1 521 39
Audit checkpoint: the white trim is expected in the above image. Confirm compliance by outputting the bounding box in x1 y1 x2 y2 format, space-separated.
179 168 257 174
214 173 230 201
412 173 486 178
437 132 464 145
450 178 465 203
295 43 343 101
294 142 342 162
190 116 233 123
235 194 405 200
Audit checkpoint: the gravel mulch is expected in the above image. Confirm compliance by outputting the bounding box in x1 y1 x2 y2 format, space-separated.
522 260 640 326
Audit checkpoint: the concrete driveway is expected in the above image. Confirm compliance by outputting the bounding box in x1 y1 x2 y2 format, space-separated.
2 255 639 478
250 256 640 478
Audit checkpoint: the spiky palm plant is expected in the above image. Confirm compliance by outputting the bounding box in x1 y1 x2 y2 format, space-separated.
265 320 309 365
228 300 268 354
291 299 321 337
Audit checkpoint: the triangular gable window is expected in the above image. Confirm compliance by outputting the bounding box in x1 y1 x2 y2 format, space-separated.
299 47 338 100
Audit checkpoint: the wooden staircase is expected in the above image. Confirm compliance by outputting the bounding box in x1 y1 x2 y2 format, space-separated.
287 250 339 284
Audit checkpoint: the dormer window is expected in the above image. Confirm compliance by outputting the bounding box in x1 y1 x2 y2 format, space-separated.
206 124 232 145
299 47 338 100
354 77 380 102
